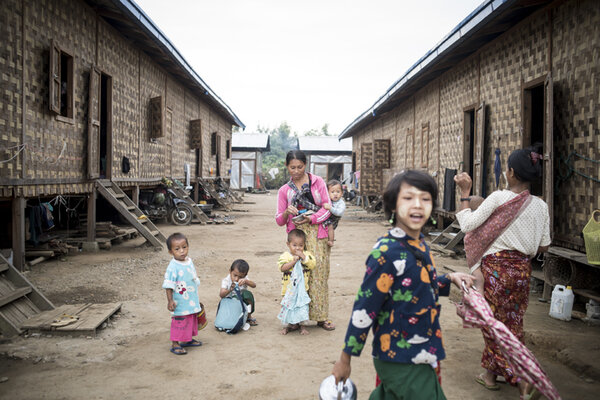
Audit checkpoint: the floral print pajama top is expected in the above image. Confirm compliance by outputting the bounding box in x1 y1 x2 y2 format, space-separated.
342 227 451 365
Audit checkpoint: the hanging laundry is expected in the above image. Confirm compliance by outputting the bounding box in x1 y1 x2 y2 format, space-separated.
494 148 502 188
42 203 54 229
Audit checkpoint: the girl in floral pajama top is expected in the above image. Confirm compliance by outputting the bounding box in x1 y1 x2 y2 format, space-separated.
332 170 474 400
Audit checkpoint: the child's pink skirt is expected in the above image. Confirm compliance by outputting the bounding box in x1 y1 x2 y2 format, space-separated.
170 313 198 342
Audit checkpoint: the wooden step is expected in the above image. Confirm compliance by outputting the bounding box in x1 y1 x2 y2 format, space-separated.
0 287 32 308
0 263 8 273
95 180 165 249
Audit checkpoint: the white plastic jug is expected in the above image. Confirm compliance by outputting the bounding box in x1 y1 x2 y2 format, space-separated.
549 285 574 321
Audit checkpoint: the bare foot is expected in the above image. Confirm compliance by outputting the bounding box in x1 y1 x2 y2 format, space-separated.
299 325 309 335
280 324 300 335
327 240 334 247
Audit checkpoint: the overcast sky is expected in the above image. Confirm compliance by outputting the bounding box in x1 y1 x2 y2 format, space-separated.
135 0 483 136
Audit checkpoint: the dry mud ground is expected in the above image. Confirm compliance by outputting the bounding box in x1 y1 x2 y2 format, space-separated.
1 192 599 400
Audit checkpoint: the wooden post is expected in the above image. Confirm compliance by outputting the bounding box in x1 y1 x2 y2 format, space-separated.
194 181 199 203
12 197 25 271
132 185 140 206
87 189 96 241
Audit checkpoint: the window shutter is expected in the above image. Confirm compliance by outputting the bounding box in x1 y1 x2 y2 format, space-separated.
374 139 390 169
473 103 486 196
360 142 373 169
150 96 164 138
88 66 101 179
190 119 202 149
49 40 61 114
211 132 217 155
421 122 429 168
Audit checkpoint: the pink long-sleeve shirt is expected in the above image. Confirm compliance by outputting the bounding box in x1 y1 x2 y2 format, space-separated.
276 173 331 239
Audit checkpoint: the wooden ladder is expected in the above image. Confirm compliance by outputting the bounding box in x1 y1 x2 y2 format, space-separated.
430 221 465 255
95 180 166 249
198 177 231 211
169 181 210 224
0 253 55 337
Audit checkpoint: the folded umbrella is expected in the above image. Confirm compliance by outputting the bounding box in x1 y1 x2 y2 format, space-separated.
456 288 561 400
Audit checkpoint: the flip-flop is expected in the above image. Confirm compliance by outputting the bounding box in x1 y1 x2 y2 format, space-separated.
475 374 500 391
170 346 187 355
248 318 258 326
317 320 336 331
180 339 202 347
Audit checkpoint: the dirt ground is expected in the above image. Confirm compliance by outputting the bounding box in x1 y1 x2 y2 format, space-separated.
1 192 599 399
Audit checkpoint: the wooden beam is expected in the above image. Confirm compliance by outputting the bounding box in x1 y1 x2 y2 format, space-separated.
11 197 25 271
87 190 96 242
0 287 32 308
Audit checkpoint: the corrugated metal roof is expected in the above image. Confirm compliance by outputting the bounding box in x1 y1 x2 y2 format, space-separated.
298 136 352 153
232 133 270 151
97 0 244 128
338 0 549 139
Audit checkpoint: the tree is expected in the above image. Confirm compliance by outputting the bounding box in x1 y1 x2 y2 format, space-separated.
303 123 331 137
260 122 298 188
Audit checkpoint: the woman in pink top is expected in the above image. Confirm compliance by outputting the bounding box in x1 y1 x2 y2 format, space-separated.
276 150 336 331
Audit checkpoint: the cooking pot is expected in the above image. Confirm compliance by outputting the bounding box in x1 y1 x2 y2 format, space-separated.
318 375 357 400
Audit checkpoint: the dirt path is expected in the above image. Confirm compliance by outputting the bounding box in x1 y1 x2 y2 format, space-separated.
1 192 598 399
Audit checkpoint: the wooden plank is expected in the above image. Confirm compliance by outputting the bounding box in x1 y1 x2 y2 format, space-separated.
0 254 54 311
0 287 31 308
0 310 22 336
548 246 597 268
0 263 7 273
573 289 600 303
21 304 90 329
0 277 16 295
10 297 41 318
58 302 122 334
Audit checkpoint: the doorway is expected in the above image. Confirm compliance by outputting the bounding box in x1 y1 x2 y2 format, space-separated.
463 107 476 179
523 81 545 196
328 163 344 182
99 73 112 179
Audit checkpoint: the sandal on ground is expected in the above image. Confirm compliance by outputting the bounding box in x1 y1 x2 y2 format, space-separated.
180 339 202 347
475 373 500 391
317 320 336 331
170 345 187 355
248 317 258 326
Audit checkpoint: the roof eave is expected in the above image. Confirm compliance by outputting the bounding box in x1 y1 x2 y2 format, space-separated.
338 0 520 140
109 0 245 129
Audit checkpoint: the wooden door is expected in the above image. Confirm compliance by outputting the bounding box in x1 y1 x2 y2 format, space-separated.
473 102 486 196
544 72 554 233
216 134 222 176
165 108 172 176
88 66 101 179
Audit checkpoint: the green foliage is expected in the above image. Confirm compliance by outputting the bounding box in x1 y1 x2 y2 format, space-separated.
304 123 331 137
256 122 331 189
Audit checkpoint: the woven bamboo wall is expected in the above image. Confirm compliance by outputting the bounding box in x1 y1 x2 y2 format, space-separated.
0 0 23 196
414 81 440 200
395 101 415 171
439 57 479 173
139 51 166 180
552 0 600 248
478 10 548 195
349 0 597 249
3 0 97 198
98 18 140 181
0 0 236 198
